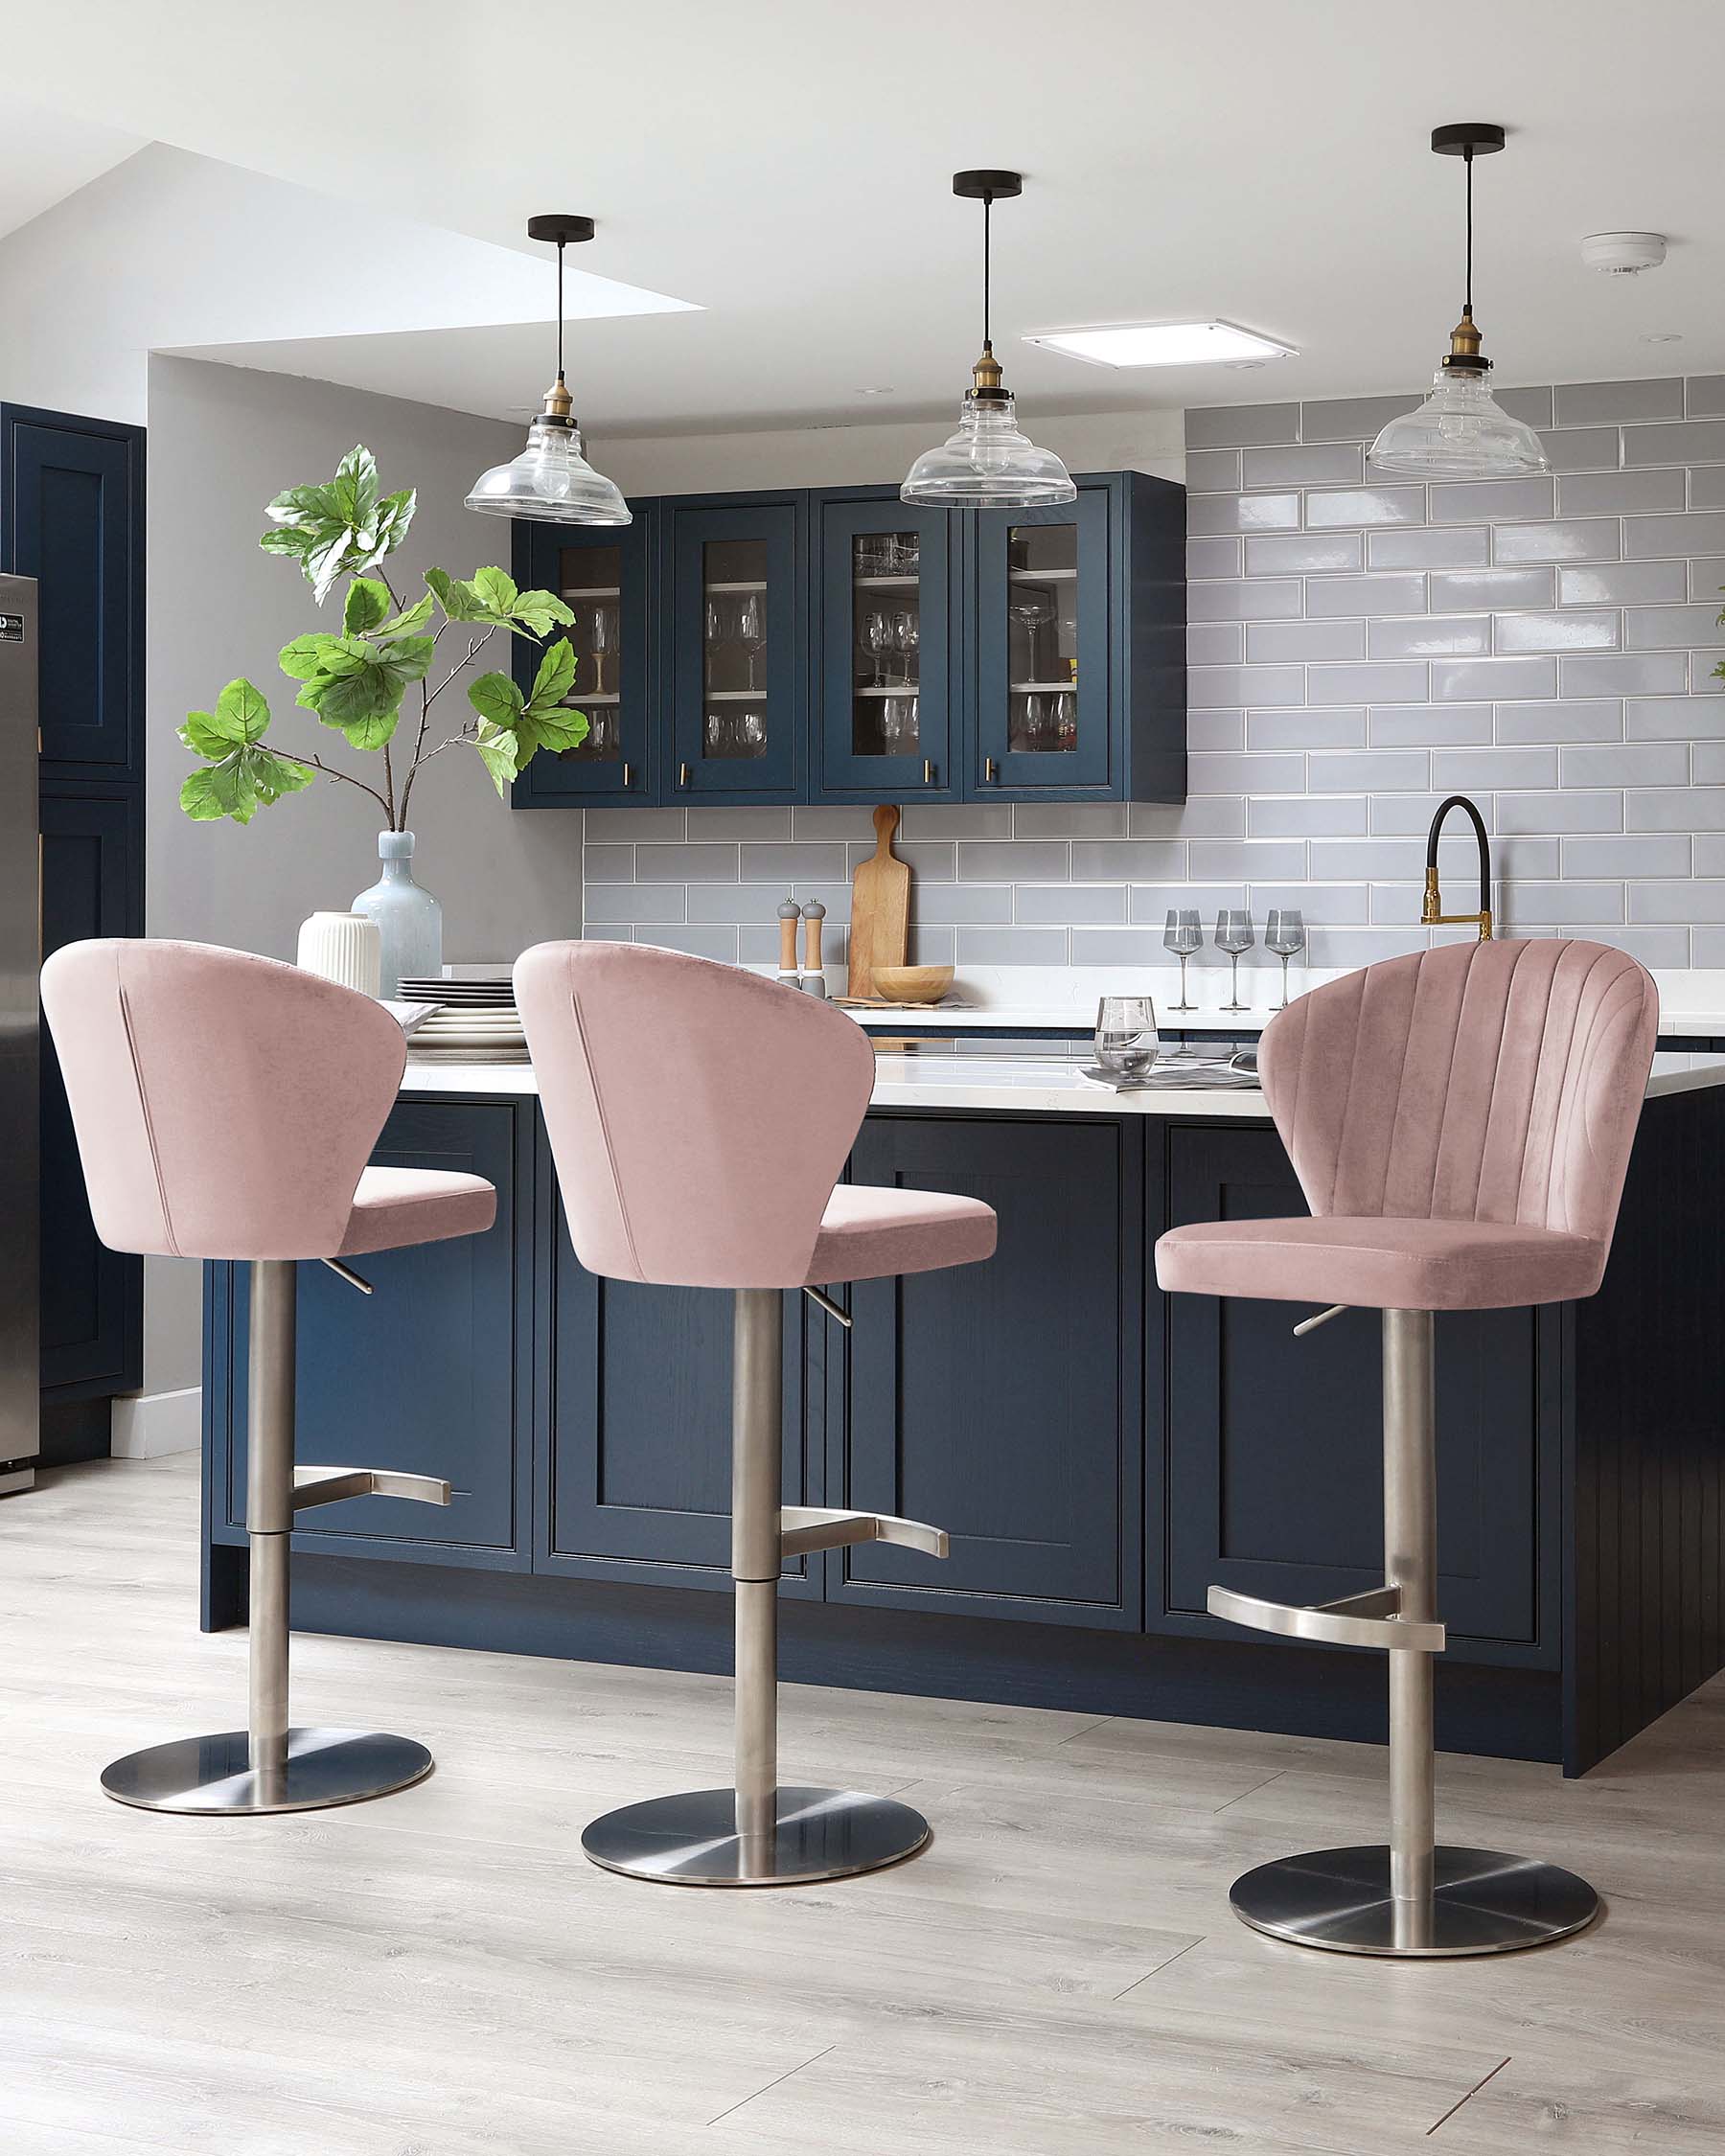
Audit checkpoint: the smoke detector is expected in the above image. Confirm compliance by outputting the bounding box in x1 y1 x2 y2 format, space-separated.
1581 231 1668 277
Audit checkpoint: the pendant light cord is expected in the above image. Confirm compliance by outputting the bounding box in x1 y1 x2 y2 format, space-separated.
557 239 566 384
982 190 993 352
1463 146 1474 316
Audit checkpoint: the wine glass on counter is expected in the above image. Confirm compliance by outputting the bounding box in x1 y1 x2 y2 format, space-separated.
1215 907 1255 1015
1163 908 1201 1015
1266 908 1306 1011
1094 996 1159 1083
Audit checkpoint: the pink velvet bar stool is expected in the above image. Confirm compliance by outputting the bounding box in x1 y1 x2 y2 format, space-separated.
1157 938 1658 1958
516 940 997 1886
40 939 496 1816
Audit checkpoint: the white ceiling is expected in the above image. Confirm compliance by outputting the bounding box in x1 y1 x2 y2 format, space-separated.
0 86 143 242
6 0 1725 434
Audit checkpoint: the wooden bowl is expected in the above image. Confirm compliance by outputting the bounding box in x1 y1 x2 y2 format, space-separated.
869 965 955 1006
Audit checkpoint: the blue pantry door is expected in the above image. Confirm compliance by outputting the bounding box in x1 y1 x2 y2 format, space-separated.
973 483 1112 794
816 493 957 798
668 498 803 799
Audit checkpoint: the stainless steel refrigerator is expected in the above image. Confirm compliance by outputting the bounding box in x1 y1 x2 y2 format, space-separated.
0 573 39 1492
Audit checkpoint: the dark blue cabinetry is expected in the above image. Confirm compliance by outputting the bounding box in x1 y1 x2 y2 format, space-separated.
511 469 1184 809
834 1113 1141 1626
509 509 656 804
203 1089 1723 1772
6 405 147 1434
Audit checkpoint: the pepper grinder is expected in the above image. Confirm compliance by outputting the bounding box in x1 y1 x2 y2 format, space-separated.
801 900 828 998
776 897 801 987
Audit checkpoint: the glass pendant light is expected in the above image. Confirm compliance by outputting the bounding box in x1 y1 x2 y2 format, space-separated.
467 215 632 526
1368 126 1549 480
902 171 1075 509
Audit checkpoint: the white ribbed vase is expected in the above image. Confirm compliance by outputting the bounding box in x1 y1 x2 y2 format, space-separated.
296 910 382 998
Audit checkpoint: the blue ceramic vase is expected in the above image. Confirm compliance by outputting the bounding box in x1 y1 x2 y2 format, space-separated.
352 830 442 998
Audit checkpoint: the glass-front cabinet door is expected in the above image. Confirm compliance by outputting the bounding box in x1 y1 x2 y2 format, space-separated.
668 497 803 799
973 485 1112 794
510 514 653 803
816 494 956 798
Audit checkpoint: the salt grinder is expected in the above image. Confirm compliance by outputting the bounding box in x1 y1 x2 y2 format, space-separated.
776 897 801 987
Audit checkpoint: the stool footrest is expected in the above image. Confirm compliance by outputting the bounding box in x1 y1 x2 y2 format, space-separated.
292 1465 452 1512
1207 1582 1445 1653
779 1506 949 1561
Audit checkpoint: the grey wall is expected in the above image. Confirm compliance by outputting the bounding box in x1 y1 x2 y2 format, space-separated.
586 375 1725 976
144 356 587 1388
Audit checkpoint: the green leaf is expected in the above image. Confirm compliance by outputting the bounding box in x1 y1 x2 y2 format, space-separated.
179 710 230 758
182 750 260 824
528 637 577 709
259 527 314 560
343 577 391 635
510 587 575 637
471 565 518 618
210 677 270 745
180 764 233 821
426 566 486 623
308 659 400 729
334 706 401 752
385 634 435 684
278 631 342 682
467 670 524 728
331 446 380 532
378 593 434 639
516 704 588 756
247 747 315 804
264 482 336 527
472 721 521 798
374 487 417 557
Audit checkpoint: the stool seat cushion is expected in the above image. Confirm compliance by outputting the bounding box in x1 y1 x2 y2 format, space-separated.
336 1167 498 1258
807 1183 998 1286
1155 1213 1601 1313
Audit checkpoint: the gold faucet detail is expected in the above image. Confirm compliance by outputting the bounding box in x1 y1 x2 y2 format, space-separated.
1422 794 1493 941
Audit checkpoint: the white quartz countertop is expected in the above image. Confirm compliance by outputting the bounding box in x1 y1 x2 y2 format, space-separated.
401 1050 1725 1117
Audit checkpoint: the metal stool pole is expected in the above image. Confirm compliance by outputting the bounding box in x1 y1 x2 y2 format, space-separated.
1384 1308 1438 1946
101 1259 442 1815
582 1287 940 1886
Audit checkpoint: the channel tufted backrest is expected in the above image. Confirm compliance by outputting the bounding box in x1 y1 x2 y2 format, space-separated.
1259 939 1658 1249
40 938 408 1261
516 940 877 1289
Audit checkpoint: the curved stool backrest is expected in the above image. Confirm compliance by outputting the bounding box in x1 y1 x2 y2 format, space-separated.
515 940 876 1290
1260 938 1657 1271
40 937 406 1261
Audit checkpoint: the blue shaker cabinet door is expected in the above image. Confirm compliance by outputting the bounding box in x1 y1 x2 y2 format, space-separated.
1158 1124 1549 1657
2 406 145 776
666 496 805 800
972 483 1113 795
815 491 958 799
216 1097 531 1569
510 508 657 805
829 1112 1142 1627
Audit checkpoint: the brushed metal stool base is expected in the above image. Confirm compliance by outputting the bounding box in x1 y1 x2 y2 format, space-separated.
1230 1845 1601 1958
101 1728 434 1816
582 1785 931 1887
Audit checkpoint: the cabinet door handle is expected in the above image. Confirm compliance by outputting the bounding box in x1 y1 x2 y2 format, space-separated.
984 756 999 783
678 762 690 788
622 762 633 789
923 759 935 786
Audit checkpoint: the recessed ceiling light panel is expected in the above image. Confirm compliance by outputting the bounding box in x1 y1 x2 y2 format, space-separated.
1024 321 1298 370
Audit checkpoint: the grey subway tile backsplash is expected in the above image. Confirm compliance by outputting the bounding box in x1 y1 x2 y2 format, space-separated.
1554 378 1682 425
1184 403 1300 449
593 377 1725 970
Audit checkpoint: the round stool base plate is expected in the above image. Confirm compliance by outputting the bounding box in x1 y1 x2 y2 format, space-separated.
1230 1845 1601 1957
101 1728 433 1815
583 1785 931 1887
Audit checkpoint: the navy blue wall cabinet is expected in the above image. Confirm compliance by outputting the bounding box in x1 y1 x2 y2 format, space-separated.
2 405 146 778
665 492 807 803
37 787 143 1399
205 1096 535 1573
538 1151 820 1595
510 469 1184 809
1156 1127 1555 1668
509 506 657 804
831 1112 1144 1628
814 490 961 800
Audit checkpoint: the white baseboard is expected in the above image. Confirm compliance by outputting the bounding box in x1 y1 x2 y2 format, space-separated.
110 1387 202 1459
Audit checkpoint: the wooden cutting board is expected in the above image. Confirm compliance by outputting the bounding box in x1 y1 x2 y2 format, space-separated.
847 803 909 999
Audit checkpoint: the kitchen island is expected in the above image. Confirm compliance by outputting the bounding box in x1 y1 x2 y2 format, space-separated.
201 1050 1725 1776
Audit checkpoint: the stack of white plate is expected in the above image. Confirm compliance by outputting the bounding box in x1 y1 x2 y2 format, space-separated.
398 976 528 1064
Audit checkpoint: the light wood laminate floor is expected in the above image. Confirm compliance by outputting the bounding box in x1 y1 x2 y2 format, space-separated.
4 1456 1723 2154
